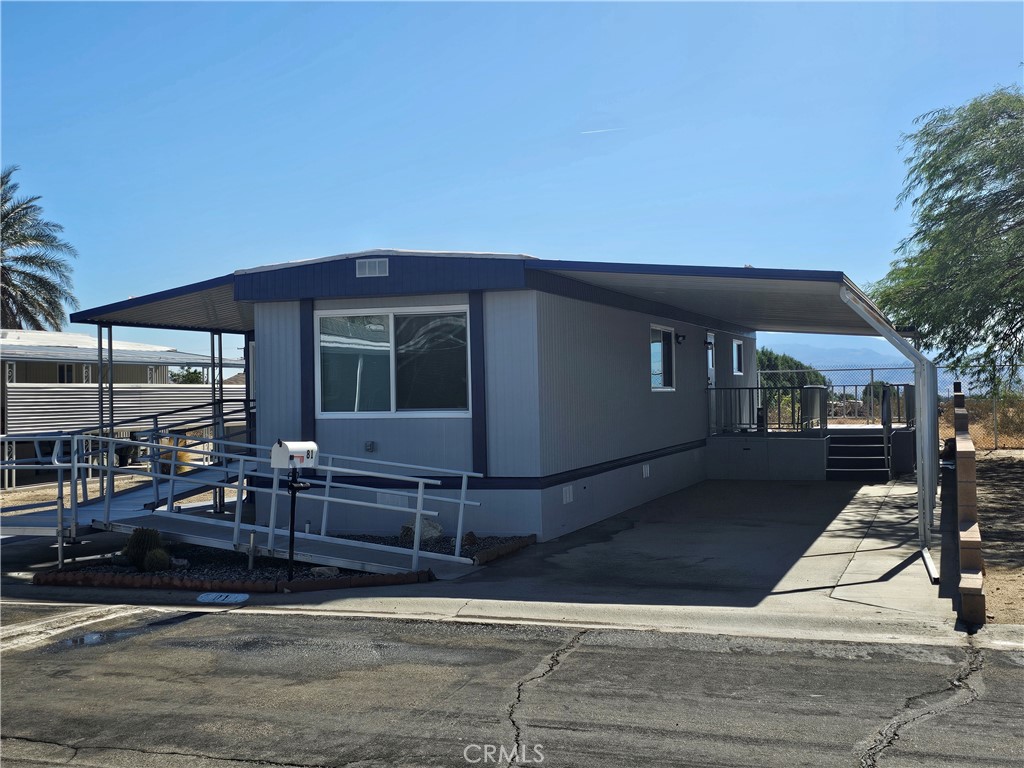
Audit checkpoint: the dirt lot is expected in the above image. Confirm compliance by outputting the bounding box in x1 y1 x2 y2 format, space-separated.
975 450 1024 624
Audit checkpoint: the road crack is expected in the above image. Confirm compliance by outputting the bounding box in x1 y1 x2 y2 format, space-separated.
858 641 984 767
506 629 588 766
0 735 333 767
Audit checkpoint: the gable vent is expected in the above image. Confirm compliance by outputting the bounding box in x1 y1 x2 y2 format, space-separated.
356 258 389 278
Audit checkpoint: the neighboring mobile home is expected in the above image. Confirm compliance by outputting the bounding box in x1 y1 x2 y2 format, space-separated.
0 330 243 486
69 250 938 542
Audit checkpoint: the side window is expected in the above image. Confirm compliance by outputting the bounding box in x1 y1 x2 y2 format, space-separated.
650 326 675 390
732 339 744 375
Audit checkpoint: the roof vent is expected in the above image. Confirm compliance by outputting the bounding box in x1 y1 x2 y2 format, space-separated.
356 258 389 278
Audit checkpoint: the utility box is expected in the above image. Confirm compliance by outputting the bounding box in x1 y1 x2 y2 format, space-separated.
270 440 319 470
801 385 829 432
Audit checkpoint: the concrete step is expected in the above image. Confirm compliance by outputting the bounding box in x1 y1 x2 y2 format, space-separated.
828 434 887 446
826 468 891 483
828 456 888 470
829 444 887 457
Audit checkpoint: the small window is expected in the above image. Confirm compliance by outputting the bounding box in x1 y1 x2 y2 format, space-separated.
732 339 744 375
650 326 674 390
58 364 74 383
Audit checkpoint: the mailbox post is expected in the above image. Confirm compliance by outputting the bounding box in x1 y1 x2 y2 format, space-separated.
270 440 319 581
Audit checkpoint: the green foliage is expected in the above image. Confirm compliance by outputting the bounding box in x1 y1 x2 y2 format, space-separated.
756 348 829 388
0 166 79 330
861 381 891 402
123 528 162 570
142 548 172 573
169 366 205 384
871 86 1023 386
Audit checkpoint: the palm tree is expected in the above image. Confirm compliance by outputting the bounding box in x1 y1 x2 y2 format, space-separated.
1 165 79 330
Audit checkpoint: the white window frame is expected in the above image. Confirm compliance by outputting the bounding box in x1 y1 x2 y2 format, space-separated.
314 304 472 419
732 339 745 375
650 324 676 392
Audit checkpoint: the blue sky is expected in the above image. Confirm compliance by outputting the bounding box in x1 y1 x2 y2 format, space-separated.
3 2 1021 357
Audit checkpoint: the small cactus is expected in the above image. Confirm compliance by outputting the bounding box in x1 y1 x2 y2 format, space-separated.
123 528 162 570
143 548 172 573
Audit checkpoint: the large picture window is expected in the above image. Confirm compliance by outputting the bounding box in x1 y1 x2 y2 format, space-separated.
317 308 469 415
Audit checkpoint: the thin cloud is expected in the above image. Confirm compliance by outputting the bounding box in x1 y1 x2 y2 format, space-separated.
580 128 624 135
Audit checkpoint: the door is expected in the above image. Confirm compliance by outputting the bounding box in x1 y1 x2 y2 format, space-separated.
706 332 716 434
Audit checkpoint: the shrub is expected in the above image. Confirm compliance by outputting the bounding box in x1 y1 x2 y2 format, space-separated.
123 528 162 570
143 548 172 573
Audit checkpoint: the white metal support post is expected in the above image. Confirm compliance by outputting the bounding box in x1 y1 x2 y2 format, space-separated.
96 326 105 496
268 467 281 550
454 473 469 559
102 436 113 526
411 481 425 571
841 287 938 547
69 435 80 539
233 458 246 546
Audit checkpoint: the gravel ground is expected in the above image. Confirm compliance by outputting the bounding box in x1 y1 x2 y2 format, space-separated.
975 449 1024 624
76 544 363 583
60 531 527 585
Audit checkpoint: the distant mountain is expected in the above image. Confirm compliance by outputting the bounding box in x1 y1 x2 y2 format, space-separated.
756 341 910 372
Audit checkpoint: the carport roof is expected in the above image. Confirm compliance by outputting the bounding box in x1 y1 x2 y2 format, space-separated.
70 250 896 337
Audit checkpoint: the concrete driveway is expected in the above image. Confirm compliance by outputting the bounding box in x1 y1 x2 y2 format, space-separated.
241 476 962 642
3 477 966 643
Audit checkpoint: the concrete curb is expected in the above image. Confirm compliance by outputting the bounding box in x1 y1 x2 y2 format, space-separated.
31 568 434 594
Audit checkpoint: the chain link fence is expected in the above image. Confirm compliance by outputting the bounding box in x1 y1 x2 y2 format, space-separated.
757 364 1023 450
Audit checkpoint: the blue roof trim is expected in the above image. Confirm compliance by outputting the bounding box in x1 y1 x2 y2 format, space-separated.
526 260 847 284
233 254 527 302
70 274 236 325
469 292 488 475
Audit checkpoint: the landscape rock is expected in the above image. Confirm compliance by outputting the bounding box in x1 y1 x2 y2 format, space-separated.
399 517 444 546
311 566 340 578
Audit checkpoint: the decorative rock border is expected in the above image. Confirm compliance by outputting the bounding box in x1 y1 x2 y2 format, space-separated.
952 382 986 626
30 532 535 593
472 534 537 565
32 568 434 594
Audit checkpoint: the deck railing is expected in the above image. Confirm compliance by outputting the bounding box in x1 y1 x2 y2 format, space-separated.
710 384 915 434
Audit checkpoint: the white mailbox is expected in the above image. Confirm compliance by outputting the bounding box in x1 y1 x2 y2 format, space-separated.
270 440 319 470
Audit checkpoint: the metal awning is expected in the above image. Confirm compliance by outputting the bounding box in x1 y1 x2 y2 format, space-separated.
71 254 897 339
0 344 242 368
70 275 254 333
527 261 890 336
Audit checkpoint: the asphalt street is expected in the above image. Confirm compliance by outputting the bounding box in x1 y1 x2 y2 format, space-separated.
2 609 1021 768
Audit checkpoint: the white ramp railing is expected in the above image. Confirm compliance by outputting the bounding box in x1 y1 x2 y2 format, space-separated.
9 429 481 572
